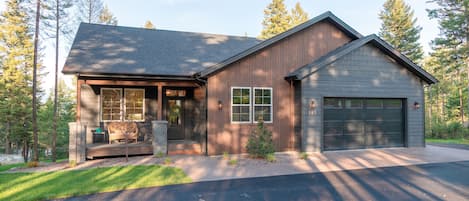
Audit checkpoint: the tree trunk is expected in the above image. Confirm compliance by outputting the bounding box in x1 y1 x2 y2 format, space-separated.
22 139 29 163
32 0 41 162
428 86 433 134
459 86 464 124
5 122 11 154
51 0 59 163
465 2 469 128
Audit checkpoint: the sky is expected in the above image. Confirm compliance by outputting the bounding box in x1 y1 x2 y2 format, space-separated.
0 0 440 93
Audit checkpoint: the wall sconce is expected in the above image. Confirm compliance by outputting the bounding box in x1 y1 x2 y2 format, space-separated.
413 101 420 110
218 100 223 111
310 100 316 110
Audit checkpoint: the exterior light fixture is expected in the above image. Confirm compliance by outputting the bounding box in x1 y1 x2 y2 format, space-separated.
310 100 315 110
218 100 223 111
413 101 420 110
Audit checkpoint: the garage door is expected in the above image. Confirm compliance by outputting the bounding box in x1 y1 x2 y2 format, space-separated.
323 98 404 151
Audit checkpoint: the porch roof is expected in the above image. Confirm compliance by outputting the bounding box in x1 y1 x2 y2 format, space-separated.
62 23 260 77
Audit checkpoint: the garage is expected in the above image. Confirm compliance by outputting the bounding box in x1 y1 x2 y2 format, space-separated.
323 98 405 151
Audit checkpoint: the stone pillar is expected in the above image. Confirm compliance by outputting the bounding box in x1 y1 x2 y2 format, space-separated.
69 122 87 164
152 120 168 155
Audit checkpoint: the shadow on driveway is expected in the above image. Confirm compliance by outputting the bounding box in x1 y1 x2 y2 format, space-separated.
55 161 469 201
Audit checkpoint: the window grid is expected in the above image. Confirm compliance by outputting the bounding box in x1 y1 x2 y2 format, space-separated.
253 87 273 123
231 87 251 123
124 88 145 121
101 88 123 122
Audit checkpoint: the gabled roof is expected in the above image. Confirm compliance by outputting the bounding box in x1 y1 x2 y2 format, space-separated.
62 23 260 77
285 34 438 84
198 11 363 78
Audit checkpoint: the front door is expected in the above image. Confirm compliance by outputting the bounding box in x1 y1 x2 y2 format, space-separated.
165 96 185 140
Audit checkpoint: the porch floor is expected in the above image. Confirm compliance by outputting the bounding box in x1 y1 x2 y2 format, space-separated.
86 140 202 159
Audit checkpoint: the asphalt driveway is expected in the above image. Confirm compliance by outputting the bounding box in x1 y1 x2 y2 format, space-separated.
57 160 469 201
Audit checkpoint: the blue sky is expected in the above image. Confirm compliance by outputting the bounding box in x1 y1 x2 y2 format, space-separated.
0 0 440 91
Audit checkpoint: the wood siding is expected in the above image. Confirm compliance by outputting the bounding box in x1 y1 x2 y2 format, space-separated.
300 44 425 152
206 21 353 155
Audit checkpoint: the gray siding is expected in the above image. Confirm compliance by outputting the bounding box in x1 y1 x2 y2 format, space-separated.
80 84 99 144
301 44 425 152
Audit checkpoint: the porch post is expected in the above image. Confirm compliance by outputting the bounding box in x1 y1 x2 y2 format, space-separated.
157 84 163 120
68 122 86 164
152 120 168 154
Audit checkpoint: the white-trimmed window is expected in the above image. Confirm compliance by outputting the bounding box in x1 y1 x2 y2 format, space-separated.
124 89 145 121
101 88 122 121
231 87 251 123
253 87 272 123
101 88 145 122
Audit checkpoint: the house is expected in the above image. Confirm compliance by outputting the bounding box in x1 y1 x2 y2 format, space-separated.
63 11 437 162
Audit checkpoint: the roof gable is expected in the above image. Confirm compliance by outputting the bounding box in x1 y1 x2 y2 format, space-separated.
286 34 437 84
198 11 363 78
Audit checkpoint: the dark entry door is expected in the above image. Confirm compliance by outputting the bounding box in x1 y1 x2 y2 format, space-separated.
165 98 185 140
323 98 404 151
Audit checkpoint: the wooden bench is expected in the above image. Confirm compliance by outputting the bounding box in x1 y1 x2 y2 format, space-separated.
107 122 139 144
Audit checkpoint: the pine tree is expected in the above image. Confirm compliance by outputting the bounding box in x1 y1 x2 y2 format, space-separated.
78 0 103 23
0 0 35 160
98 4 117 25
290 2 308 27
144 20 155 29
259 0 291 39
378 0 424 63
32 0 41 162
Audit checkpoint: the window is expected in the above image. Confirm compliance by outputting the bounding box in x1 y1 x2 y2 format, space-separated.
253 88 272 123
231 87 251 123
124 89 145 121
101 88 145 122
324 98 342 109
101 88 122 121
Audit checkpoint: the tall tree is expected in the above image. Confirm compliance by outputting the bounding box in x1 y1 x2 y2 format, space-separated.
259 0 291 39
290 2 308 27
78 0 103 23
378 0 424 63
428 0 469 123
98 4 117 25
32 0 41 162
144 20 155 29
41 0 75 162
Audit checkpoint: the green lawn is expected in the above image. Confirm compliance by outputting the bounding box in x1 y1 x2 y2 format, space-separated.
0 165 192 201
0 163 26 172
426 138 469 145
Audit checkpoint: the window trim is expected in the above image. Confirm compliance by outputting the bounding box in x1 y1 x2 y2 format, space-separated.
124 88 146 122
253 87 273 123
230 87 252 124
100 88 123 122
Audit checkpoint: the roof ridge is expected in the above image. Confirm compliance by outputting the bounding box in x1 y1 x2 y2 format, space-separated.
80 22 259 40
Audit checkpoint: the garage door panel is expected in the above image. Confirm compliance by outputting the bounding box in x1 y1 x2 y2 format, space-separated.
324 98 404 151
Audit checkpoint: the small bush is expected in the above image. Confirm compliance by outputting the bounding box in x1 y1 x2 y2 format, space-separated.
228 159 238 166
427 121 469 139
299 152 309 160
69 160 77 168
164 157 172 165
222 152 229 160
154 151 164 158
266 154 276 163
246 119 275 158
27 161 39 168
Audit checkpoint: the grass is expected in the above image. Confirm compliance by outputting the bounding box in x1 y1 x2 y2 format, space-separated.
0 163 26 172
228 159 238 166
0 165 192 201
426 138 469 145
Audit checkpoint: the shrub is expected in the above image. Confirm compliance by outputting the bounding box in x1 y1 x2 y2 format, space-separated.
266 153 276 163
69 160 77 168
222 151 229 160
27 161 39 168
299 152 309 160
427 121 469 139
154 151 164 158
228 159 238 166
164 157 172 165
246 119 275 158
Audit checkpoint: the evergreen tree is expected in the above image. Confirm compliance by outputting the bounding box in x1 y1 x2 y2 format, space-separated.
378 0 424 63
259 0 291 39
144 20 156 29
78 0 103 23
32 0 41 162
0 0 35 160
290 2 308 27
98 4 117 25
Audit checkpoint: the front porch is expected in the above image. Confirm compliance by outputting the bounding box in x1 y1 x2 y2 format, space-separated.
69 76 207 163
